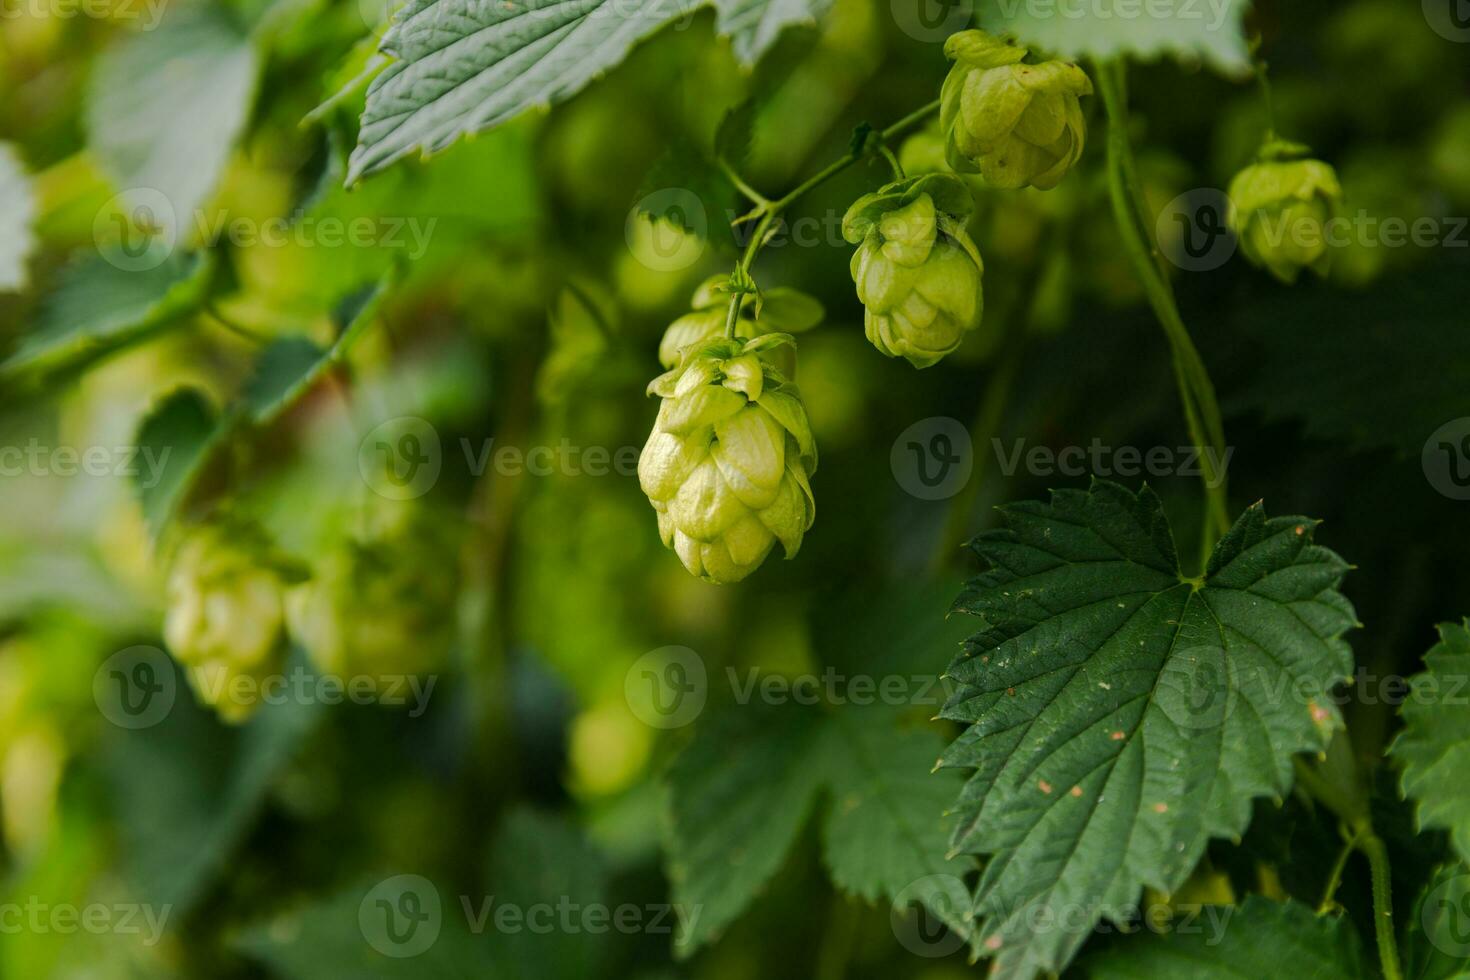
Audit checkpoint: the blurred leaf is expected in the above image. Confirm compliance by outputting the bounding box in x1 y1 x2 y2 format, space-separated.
1081 897 1370 978
714 101 756 167
0 251 213 389
87 7 260 239
238 807 614 979
820 710 971 929
635 138 732 242
349 0 830 180
1392 621 1470 866
103 652 323 916
665 701 825 954
0 143 37 292
1403 864 1470 980
940 481 1356 977
134 388 221 541
484 808 610 980
979 0 1251 74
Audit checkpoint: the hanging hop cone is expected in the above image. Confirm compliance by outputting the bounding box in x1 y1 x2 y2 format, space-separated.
638 335 816 584
940 30 1092 190
843 173 984 368
1228 140 1344 284
162 520 302 723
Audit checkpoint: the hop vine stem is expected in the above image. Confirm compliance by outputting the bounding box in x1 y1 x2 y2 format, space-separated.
721 99 943 339
1095 60 1231 558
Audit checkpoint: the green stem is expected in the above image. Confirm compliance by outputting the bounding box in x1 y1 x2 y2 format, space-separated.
1096 60 1230 556
721 99 941 340
1359 831 1403 980
1317 827 1360 914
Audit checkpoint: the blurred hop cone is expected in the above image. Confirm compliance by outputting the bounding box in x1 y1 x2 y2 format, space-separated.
639 336 817 584
287 505 459 683
940 30 1092 191
843 174 984 368
1228 140 1344 284
163 521 300 724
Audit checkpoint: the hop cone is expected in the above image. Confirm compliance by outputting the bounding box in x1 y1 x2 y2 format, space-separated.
163 521 296 723
638 335 816 584
1229 141 1343 283
843 174 984 368
940 30 1092 191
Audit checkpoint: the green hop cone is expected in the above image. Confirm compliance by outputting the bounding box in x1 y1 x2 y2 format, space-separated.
638 335 816 584
287 511 459 682
1228 140 1343 284
658 276 824 371
162 521 299 723
940 30 1092 190
843 173 984 368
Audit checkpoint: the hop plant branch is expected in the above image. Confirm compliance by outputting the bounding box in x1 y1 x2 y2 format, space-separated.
1096 59 1231 556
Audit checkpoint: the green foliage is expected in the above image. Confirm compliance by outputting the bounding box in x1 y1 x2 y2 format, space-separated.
979 0 1252 75
1393 622 1470 866
0 143 36 292
1082 896 1371 978
940 481 1355 976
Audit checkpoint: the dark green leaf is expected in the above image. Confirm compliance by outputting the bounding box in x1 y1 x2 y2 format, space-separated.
941 480 1356 977
134 388 221 541
1393 621 1470 866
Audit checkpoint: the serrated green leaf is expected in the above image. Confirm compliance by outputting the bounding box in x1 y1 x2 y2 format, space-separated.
1393 622 1470 866
1404 864 1470 980
87 7 259 239
0 251 213 391
134 388 221 542
348 0 831 181
939 480 1356 978
0 143 37 292
1081 896 1370 979
979 0 1251 75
